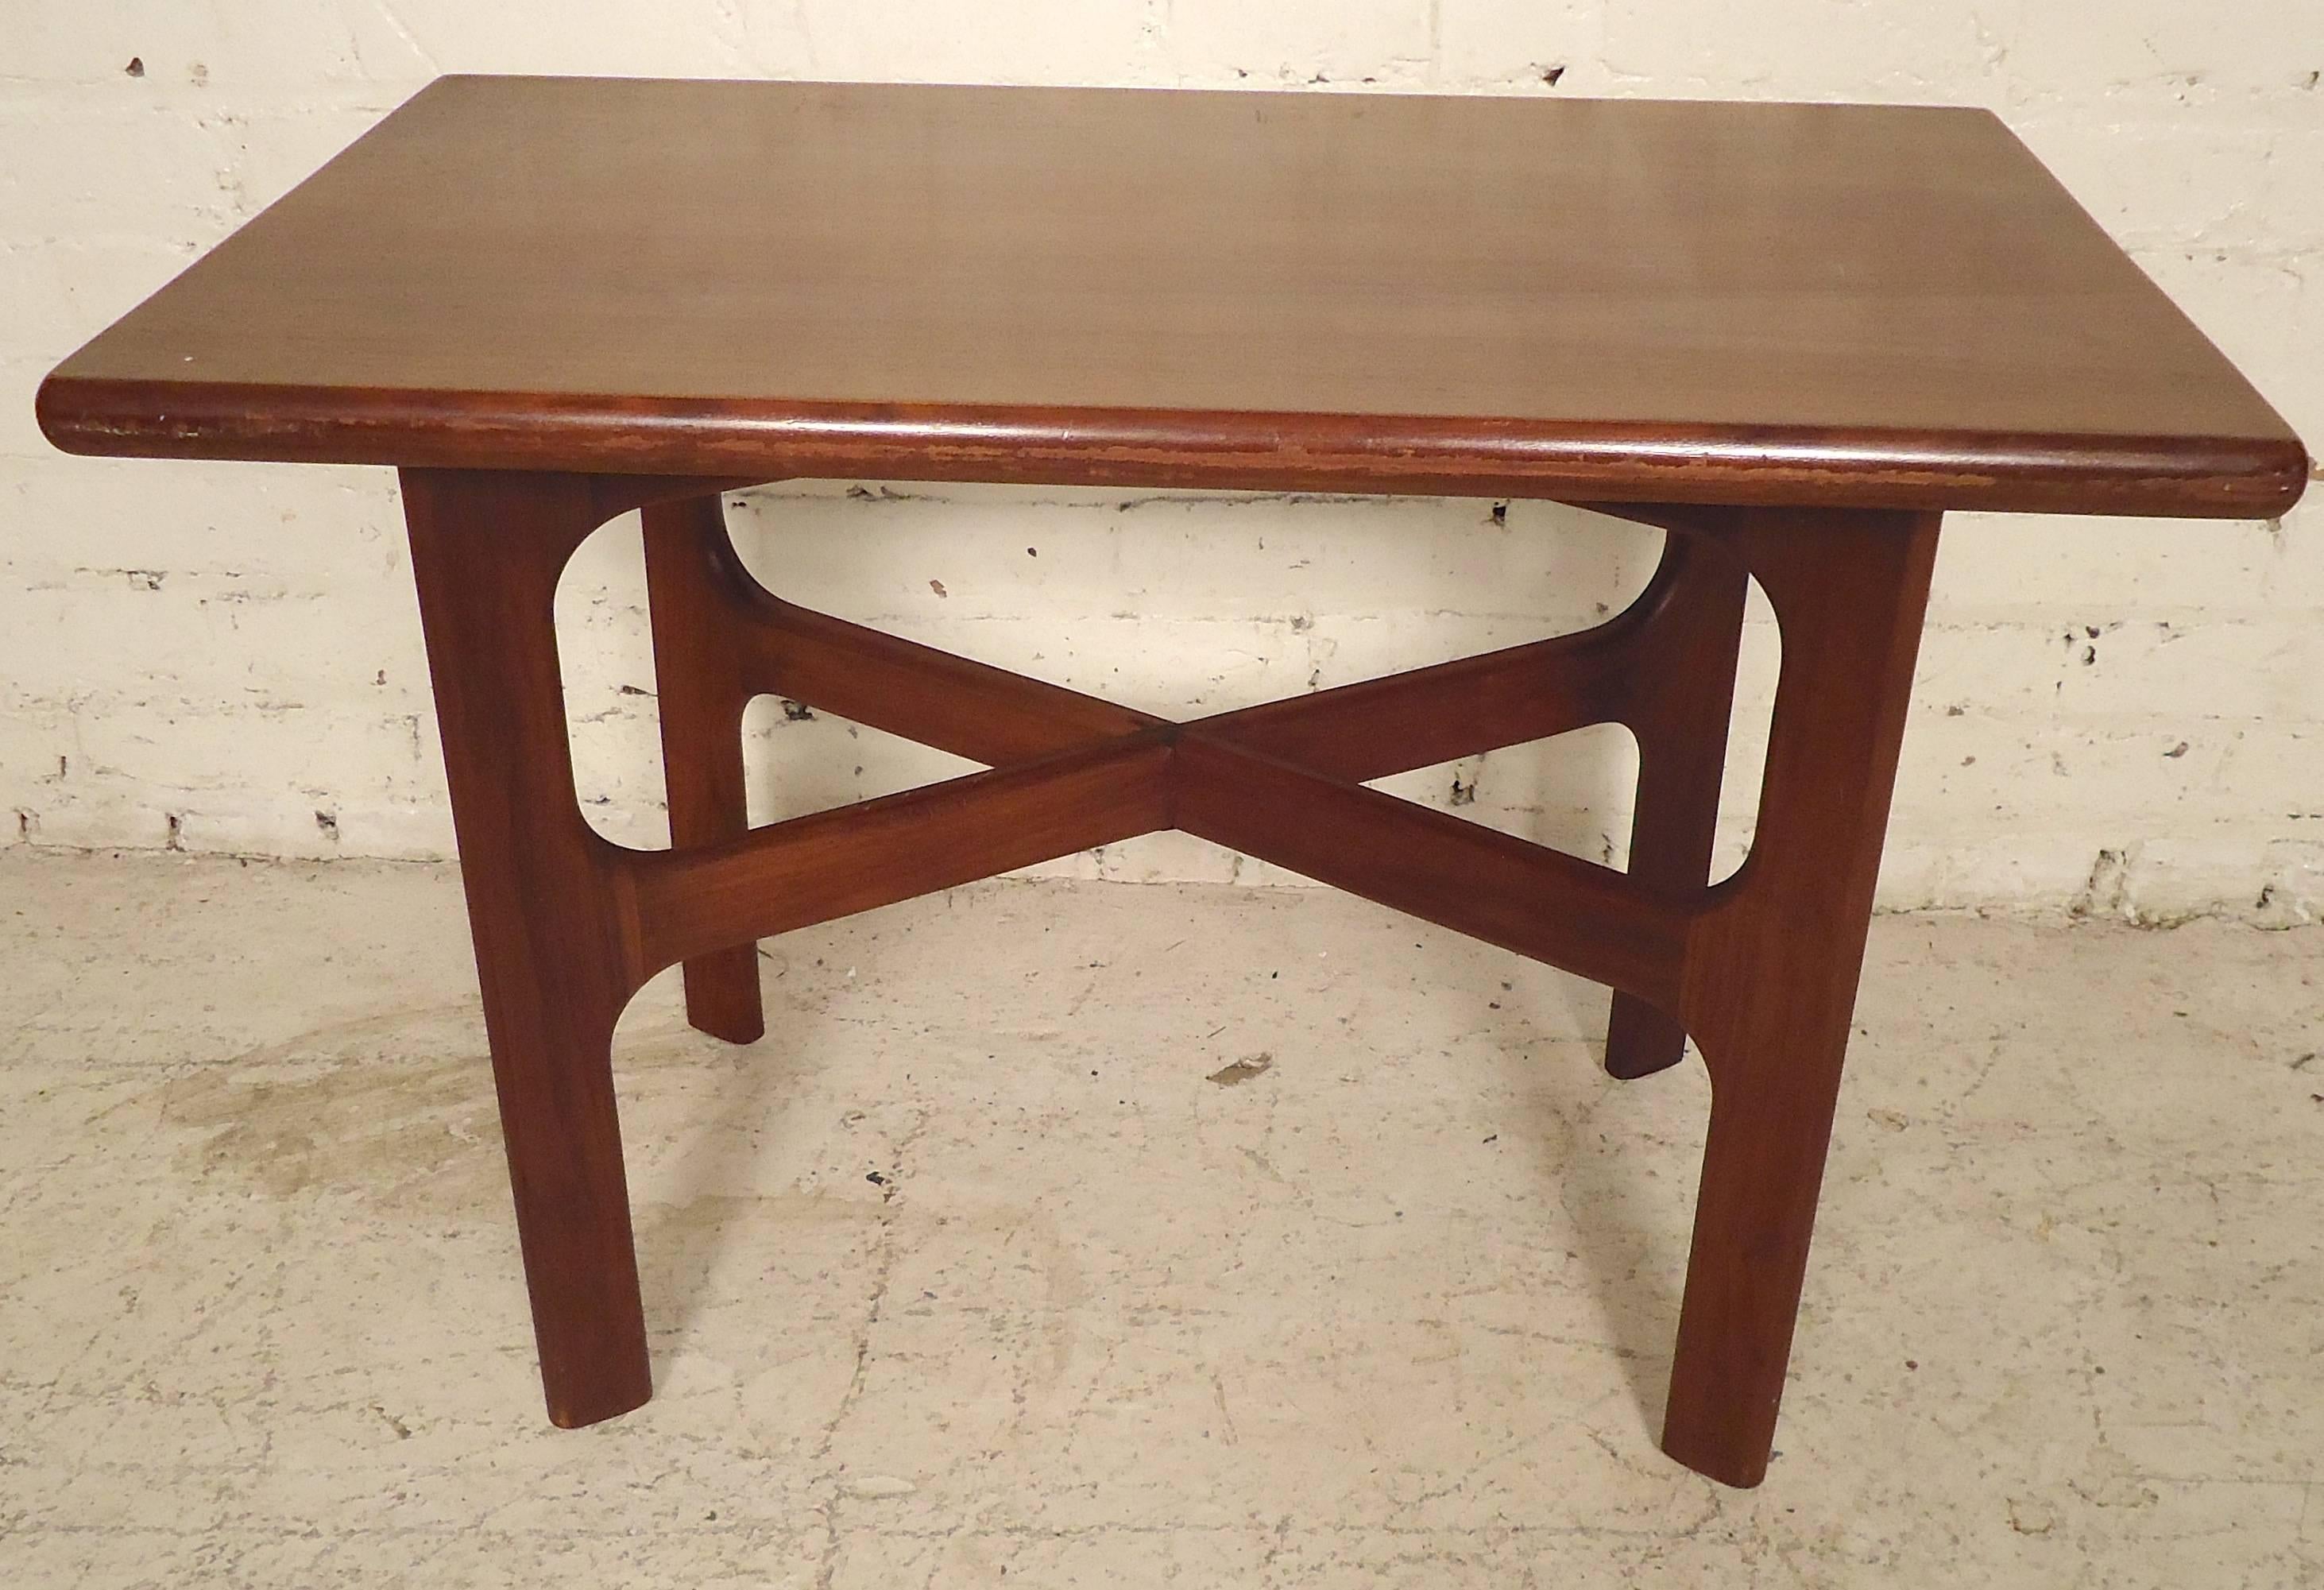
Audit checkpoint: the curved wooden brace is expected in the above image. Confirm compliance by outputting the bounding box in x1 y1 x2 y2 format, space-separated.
401 468 1944 1494
592 489 1737 1020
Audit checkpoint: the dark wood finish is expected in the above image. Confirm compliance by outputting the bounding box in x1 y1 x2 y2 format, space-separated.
42 77 2309 1491
37 77 2305 516
1175 732 1690 1012
399 470 651 1429
1193 618 1634 782
628 731 1177 979
1604 536 1751 1080
641 496 764 1044
389 471 1935 1487
695 555 1162 768
1664 508 1943 1487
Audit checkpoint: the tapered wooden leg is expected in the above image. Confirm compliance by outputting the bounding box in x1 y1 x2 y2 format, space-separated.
394 462 1938 1472
642 494 765 1044
401 468 653 1428
1605 533 1750 1080
1660 509 1941 1487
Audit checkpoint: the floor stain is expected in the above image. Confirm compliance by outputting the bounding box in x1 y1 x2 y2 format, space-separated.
1207 1052 1274 1086
160 1008 505 1215
157 1005 740 1217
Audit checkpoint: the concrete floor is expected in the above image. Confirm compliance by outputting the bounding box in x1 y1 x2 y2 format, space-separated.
1 850 2319 1588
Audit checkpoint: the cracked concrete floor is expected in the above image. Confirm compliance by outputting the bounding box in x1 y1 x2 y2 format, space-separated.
2 849 2320 1588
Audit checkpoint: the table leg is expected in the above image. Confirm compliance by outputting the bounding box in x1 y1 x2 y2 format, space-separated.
1660 509 1941 1487
1605 532 1750 1081
396 466 1936 1476
401 469 653 1427
643 493 766 1044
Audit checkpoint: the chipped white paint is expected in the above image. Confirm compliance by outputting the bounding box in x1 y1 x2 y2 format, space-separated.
3 3 2320 919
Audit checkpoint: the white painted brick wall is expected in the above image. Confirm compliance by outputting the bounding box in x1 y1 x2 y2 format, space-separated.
4 2 2319 922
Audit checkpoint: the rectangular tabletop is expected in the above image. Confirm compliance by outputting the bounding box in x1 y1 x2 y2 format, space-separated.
38 75 2306 516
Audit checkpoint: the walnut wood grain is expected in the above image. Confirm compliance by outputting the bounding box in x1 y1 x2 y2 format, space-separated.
393 474 1947 1488
1662 505 1944 1487
39 77 2307 516
44 78 2311 1495
640 495 765 1044
399 469 651 1429
1603 533 1751 1081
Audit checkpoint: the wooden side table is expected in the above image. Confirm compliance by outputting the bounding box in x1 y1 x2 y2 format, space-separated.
39 77 2306 1488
